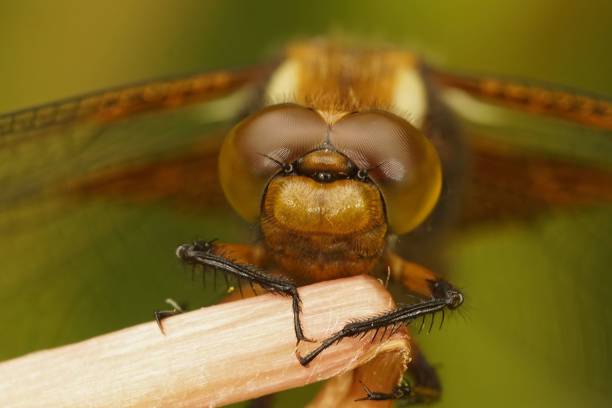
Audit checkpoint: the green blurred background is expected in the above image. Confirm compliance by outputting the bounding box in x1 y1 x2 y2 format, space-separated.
1 1 611 407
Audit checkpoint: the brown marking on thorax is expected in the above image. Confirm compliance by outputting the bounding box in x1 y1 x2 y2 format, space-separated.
285 41 418 112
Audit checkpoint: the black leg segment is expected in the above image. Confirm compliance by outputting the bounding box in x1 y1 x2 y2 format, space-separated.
297 286 463 366
176 240 312 343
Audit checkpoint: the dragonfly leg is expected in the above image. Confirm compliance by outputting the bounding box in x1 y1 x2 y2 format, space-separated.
175 240 313 344
355 380 412 401
154 298 186 335
155 242 265 334
356 341 441 404
346 251 461 402
297 288 460 366
386 249 463 306
296 250 463 365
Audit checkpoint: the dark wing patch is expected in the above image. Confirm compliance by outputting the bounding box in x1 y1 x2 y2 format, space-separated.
460 136 612 226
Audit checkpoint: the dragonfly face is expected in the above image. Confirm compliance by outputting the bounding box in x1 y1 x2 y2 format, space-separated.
219 102 441 283
1 39 611 406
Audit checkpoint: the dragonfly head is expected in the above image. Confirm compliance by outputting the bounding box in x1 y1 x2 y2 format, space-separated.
219 103 442 236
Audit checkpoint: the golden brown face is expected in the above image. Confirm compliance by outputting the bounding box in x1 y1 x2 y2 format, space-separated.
259 150 388 282
262 150 385 237
219 103 442 236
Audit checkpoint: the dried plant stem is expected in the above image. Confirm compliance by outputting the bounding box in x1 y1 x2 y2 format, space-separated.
0 275 410 407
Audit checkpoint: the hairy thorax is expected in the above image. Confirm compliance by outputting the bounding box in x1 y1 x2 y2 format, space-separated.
260 176 387 284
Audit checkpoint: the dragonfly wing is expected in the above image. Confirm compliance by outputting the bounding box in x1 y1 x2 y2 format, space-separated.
459 126 612 226
414 84 612 407
428 66 612 130
0 77 258 360
0 64 272 136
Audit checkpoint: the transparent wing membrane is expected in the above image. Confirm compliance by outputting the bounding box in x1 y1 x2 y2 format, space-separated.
0 64 271 138
427 86 612 405
441 81 612 227
0 75 258 359
430 64 612 225
429 67 612 130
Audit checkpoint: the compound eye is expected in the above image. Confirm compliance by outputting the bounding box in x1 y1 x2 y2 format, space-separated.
331 111 442 234
219 103 327 221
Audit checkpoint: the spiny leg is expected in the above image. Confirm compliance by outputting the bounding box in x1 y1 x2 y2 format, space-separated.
348 249 464 402
386 250 462 303
296 290 461 366
297 250 463 405
154 298 185 335
356 342 442 404
172 240 312 343
356 379 412 402
155 242 263 333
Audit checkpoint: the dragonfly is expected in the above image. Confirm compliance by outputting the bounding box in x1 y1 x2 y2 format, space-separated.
1 39 611 406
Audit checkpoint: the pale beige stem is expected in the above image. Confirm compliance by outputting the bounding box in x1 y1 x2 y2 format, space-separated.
0 275 410 408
